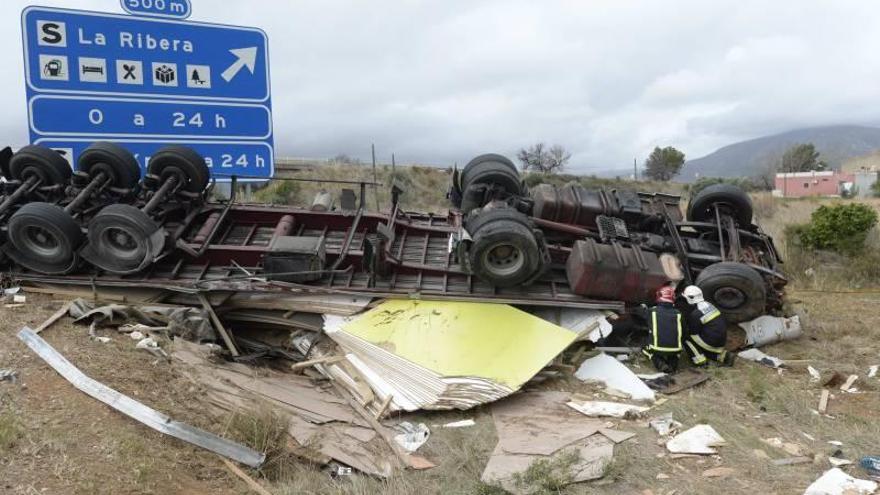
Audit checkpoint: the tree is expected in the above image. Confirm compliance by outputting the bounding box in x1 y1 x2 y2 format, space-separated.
643 146 685 181
779 143 826 173
516 143 570 174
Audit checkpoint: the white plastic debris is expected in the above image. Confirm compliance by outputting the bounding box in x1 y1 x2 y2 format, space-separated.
803 467 877 495
438 419 475 428
92 336 111 344
666 424 726 455
808 366 822 382
868 365 878 378
739 315 802 347
129 331 145 340
649 413 683 437
840 375 858 392
575 353 656 402
0 369 18 384
393 421 430 452
828 441 843 447
738 348 785 368
828 457 852 467
12 294 26 304
566 400 649 418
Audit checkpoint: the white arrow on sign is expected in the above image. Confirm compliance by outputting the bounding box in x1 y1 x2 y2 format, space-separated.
221 47 258 82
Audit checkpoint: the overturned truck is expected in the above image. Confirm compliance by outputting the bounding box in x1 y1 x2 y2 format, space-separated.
0 143 785 321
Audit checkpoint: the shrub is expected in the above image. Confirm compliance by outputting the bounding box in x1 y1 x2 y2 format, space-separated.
796 203 878 254
253 179 301 205
687 176 755 197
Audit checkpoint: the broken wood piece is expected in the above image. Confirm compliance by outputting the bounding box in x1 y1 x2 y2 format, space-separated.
221 457 274 495
772 456 813 466
198 293 240 357
17 327 264 467
818 389 830 414
839 374 858 392
374 394 393 420
290 356 345 372
34 301 72 334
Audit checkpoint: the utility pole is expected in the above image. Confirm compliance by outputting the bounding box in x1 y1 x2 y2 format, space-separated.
391 153 396 176
633 158 638 181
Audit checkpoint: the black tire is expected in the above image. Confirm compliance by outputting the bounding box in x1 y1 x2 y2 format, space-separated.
687 184 753 225
459 154 522 200
85 204 163 274
466 208 544 287
7 202 82 273
78 142 141 189
696 262 767 323
8 145 72 185
148 146 209 193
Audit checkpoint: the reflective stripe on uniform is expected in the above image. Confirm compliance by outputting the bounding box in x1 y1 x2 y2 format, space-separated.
651 311 683 352
686 341 707 364
691 334 726 354
700 309 722 324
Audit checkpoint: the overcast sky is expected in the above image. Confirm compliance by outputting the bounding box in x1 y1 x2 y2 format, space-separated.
7 0 880 172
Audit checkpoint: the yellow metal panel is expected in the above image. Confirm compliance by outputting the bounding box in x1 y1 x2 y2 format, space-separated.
339 300 576 389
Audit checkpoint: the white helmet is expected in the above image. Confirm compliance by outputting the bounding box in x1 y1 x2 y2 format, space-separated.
683 285 704 305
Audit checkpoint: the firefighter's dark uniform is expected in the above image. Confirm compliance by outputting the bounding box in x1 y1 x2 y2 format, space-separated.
684 301 729 365
634 303 683 373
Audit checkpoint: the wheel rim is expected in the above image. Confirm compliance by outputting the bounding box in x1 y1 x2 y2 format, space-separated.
96 225 147 263
713 286 747 309
21 225 62 258
482 241 525 277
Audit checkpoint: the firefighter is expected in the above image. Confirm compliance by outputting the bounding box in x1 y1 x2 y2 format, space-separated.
633 285 684 373
682 285 735 367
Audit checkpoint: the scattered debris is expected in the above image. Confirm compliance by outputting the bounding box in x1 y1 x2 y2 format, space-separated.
18 327 264 467
649 413 683 437
772 457 813 466
136 337 169 360
437 419 475 428
566 400 649 418
739 315 802 347
34 301 71 334
0 369 18 384
481 391 631 493
666 425 726 455
869 365 878 378
808 366 822 382
702 467 735 478
762 437 808 457
393 422 430 452
818 389 831 414
645 369 709 395
532 308 614 342
803 468 878 495
69 298 214 342
861 456 880 477
738 348 786 368
325 300 578 413
840 374 858 392
828 457 852 467
220 457 274 495
575 352 656 402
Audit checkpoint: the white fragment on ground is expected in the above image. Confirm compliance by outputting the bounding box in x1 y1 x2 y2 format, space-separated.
438 419 475 428
839 375 858 392
762 437 807 457
869 365 878 378
738 348 785 368
0 369 18 384
636 372 667 380
803 467 878 495
828 457 852 467
828 441 843 447
129 331 145 340
666 425 726 455
566 400 649 418
575 353 656 402
393 421 430 452
739 315 803 347
649 413 682 436
92 336 111 344
808 366 822 382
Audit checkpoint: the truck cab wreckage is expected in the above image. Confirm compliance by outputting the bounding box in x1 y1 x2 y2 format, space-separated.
0 143 786 322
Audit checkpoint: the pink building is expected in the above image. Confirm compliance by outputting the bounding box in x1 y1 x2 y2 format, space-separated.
774 170 854 198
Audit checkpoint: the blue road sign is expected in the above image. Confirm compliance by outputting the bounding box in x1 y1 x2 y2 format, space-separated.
35 138 274 179
120 0 192 20
22 5 273 181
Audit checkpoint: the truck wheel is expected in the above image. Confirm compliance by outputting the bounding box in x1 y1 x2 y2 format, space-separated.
687 184 753 225
79 142 142 189
459 154 522 214
466 208 544 287
148 146 209 193
8 145 72 185
85 204 164 274
696 262 766 323
7 202 82 273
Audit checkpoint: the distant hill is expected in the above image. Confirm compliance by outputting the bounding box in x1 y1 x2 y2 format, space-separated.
681 125 880 181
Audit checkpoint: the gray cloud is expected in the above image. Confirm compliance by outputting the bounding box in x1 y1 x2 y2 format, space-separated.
5 0 880 173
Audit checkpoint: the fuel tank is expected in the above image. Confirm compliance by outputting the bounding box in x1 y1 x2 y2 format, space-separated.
566 238 669 303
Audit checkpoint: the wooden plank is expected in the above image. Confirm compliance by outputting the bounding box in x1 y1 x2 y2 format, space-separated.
198 293 240 357
220 457 274 495
373 394 393 420
818 389 830 414
290 356 345 372
34 301 71 334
